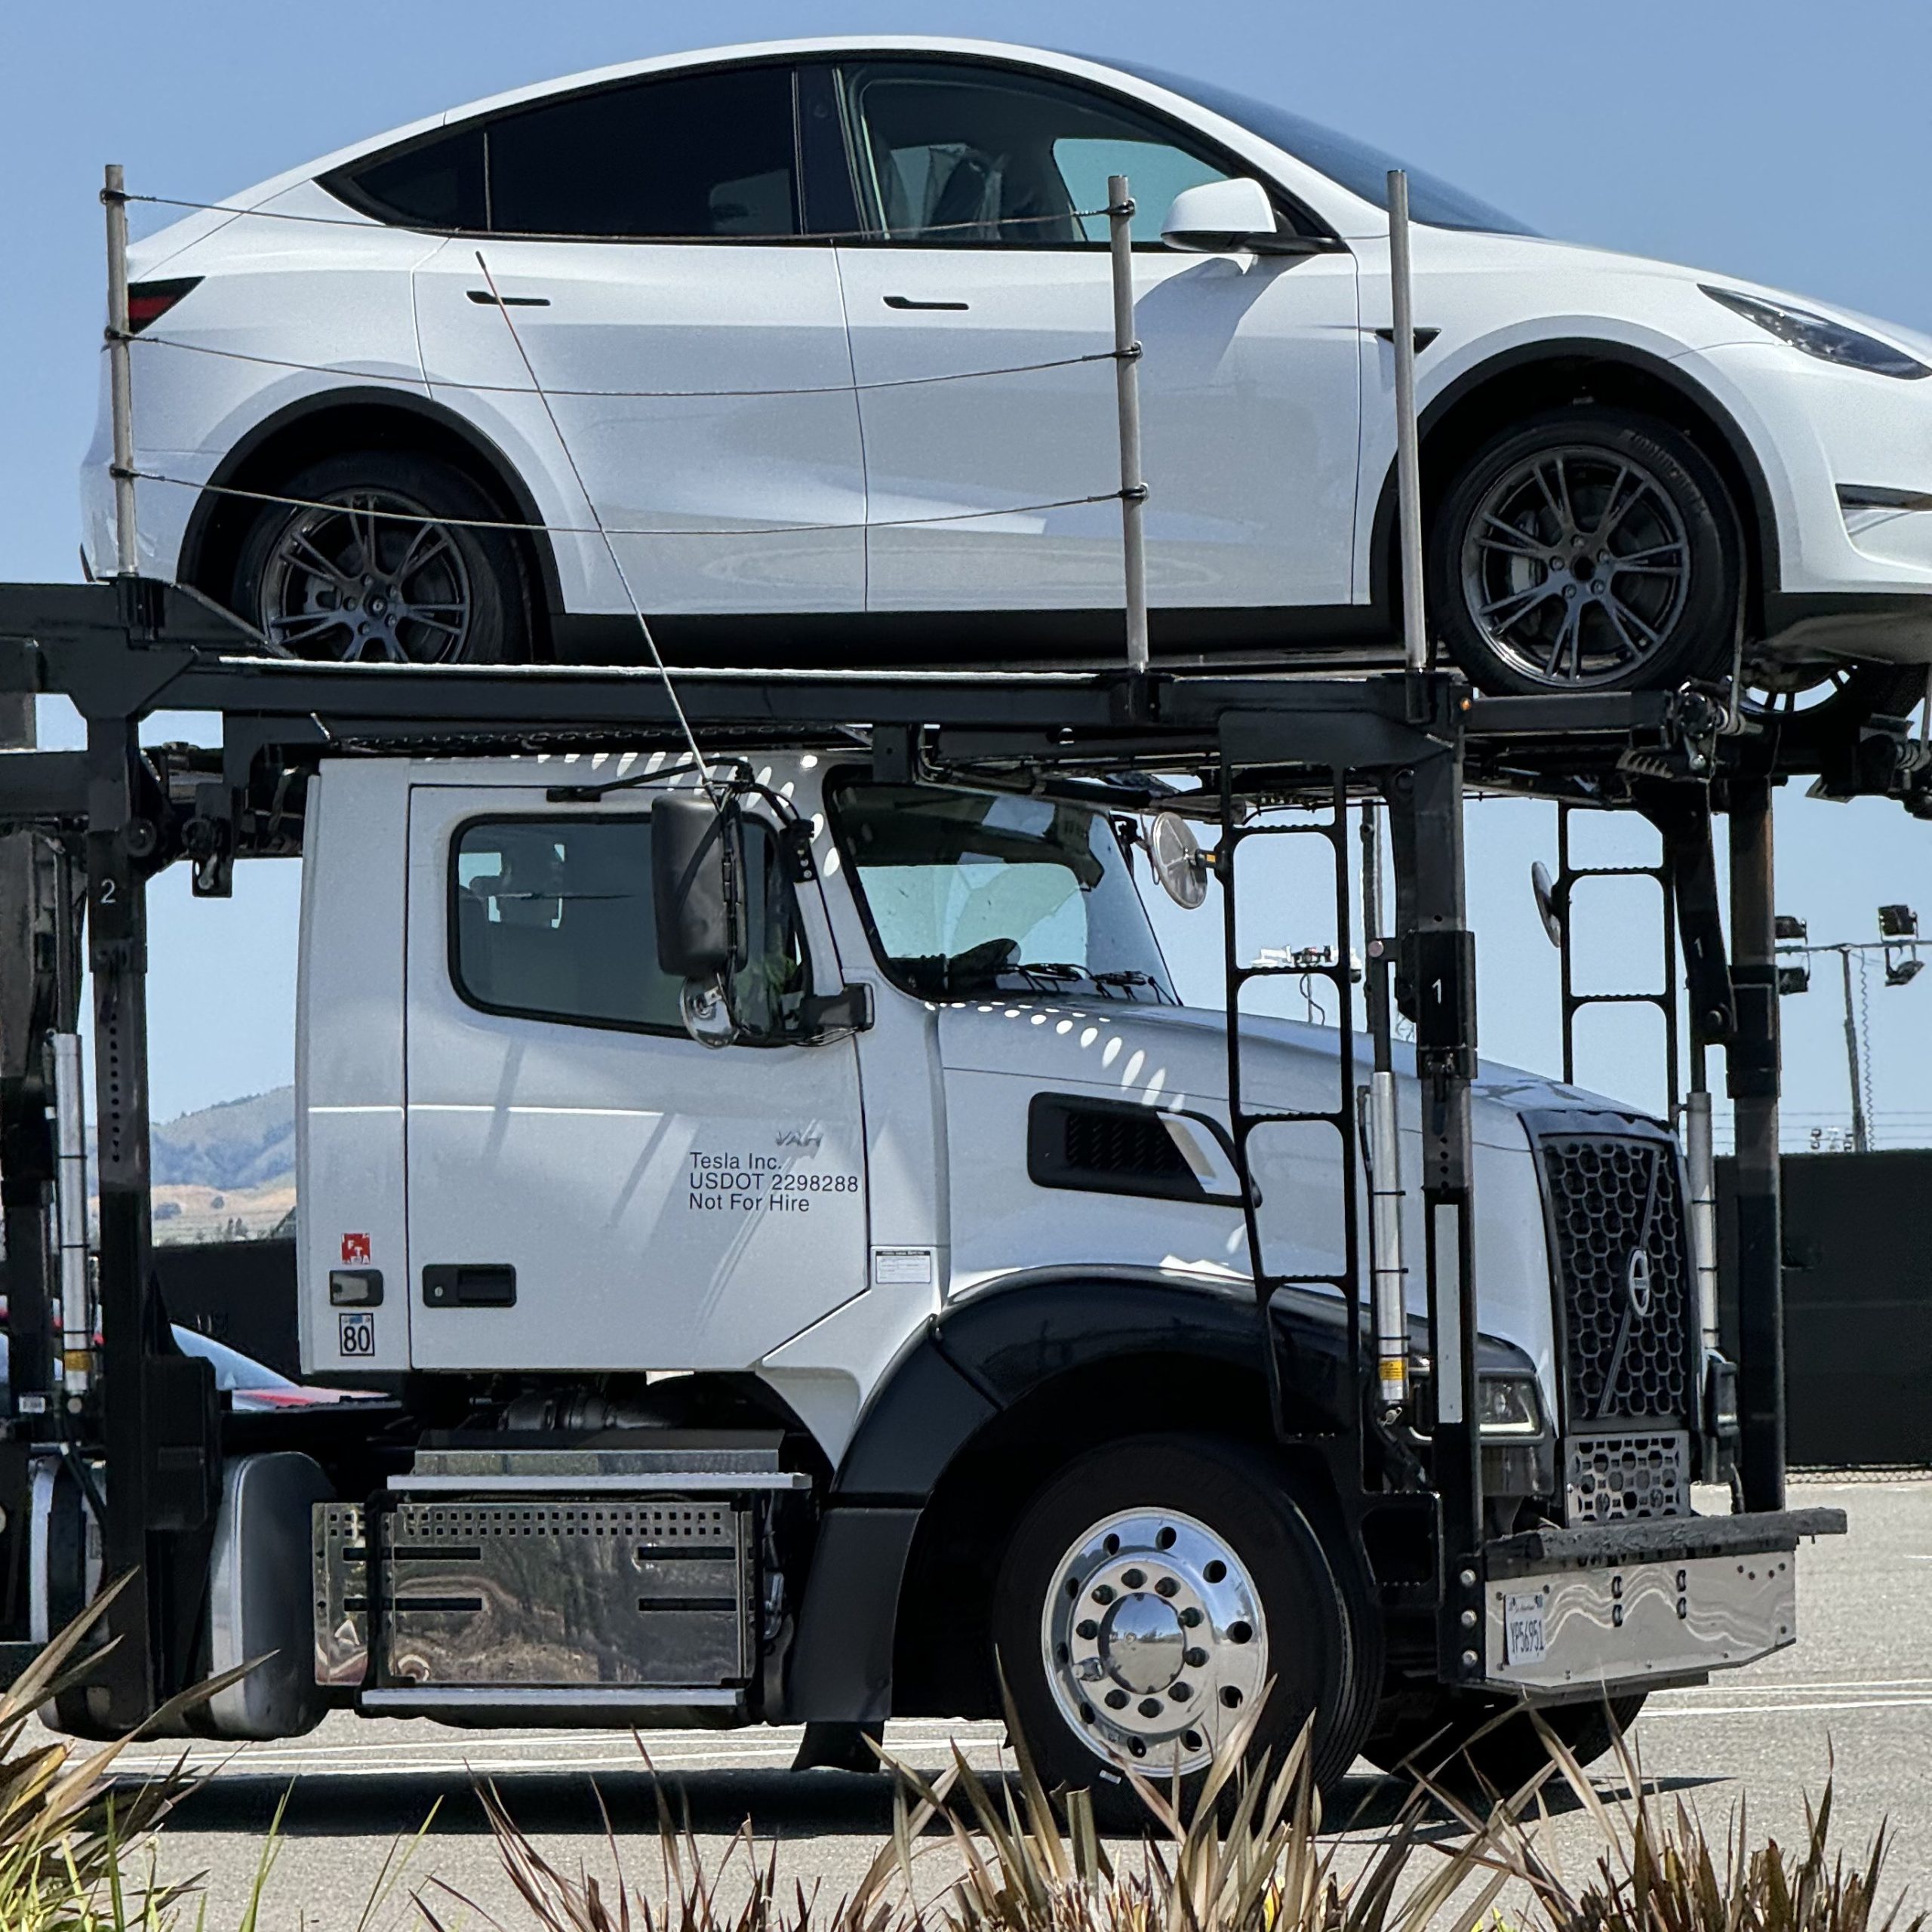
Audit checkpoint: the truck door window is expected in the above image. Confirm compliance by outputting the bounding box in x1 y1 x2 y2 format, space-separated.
451 814 808 1037
829 783 1177 1003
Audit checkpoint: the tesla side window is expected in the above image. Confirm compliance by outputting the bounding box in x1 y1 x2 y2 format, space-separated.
486 66 801 238
841 63 1237 246
328 127 487 230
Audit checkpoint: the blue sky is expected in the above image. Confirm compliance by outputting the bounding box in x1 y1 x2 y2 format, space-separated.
2 0 1927 1131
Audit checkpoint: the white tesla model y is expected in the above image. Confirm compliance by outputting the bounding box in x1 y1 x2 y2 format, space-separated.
84 36 1932 700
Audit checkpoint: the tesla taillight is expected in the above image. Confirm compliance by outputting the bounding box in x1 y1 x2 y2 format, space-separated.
125 277 202 334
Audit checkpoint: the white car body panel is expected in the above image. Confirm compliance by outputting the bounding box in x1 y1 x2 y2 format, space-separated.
838 245 1361 608
99 35 1932 663
296 752 1641 1461
415 238 866 614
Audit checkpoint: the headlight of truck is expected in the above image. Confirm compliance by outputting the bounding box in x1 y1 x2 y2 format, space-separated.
1475 1371 1545 1438
1407 1361 1547 1439
1701 285 1930 380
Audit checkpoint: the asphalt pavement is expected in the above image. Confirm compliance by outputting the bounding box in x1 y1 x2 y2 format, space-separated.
75 1472 1932 1930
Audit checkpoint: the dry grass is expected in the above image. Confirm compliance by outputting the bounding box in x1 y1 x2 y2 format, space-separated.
437 1695 1924 1932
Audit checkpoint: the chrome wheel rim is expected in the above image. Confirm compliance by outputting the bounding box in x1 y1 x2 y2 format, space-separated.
1460 447 1691 688
259 490 472 662
1040 1507 1267 1779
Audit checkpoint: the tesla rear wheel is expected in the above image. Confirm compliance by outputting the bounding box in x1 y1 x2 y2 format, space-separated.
1432 410 1739 695
233 451 528 663
992 1436 1367 1826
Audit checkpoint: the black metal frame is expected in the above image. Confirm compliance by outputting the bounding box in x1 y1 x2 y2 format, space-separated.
0 577 1912 1721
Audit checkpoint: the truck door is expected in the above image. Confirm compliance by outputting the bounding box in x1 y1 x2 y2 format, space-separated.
401 786 869 1372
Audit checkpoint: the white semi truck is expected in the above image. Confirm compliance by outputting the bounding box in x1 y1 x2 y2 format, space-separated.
0 596 1867 1814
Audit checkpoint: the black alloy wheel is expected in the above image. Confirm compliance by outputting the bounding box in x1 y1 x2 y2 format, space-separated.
993 1435 1373 1826
232 450 529 663
1431 409 1740 695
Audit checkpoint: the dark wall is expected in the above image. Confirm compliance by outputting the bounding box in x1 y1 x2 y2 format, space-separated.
152 1238 300 1380
1717 1149 1932 1467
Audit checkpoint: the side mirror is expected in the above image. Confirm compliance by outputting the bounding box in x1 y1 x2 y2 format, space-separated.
1161 177 1286 253
1148 811 1210 910
1530 860 1564 949
653 793 745 980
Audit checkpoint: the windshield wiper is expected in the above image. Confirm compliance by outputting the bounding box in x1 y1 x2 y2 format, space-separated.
1009 963 1175 1003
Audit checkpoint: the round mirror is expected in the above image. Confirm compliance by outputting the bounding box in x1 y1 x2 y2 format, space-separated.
681 975 738 1048
1148 811 1209 911
1530 861 1564 949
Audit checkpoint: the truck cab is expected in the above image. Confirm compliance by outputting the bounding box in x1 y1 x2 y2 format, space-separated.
184 742 1790 1803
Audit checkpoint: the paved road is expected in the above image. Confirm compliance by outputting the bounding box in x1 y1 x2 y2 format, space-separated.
82 1474 1932 1930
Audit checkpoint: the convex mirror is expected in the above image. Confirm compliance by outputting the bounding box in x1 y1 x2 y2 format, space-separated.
1148 811 1210 910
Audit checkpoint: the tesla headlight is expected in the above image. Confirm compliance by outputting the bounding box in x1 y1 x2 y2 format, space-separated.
1702 286 1930 380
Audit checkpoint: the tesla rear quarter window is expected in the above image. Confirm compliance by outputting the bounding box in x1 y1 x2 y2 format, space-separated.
333 127 486 229
488 65 801 238
844 63 1233 245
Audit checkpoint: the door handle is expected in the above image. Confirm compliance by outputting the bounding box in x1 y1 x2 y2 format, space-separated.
883 294 970 312
466 289 550 308
423 1263 517 1307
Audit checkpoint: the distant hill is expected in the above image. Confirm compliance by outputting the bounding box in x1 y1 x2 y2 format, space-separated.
151 1086 294 1191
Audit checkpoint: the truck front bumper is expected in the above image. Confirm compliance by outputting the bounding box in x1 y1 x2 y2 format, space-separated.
1480 1507 1845 1697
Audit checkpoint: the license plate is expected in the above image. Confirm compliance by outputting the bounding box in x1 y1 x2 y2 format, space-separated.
1504 1592 1548 1665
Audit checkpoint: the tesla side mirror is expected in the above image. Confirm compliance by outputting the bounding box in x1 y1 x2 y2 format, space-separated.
1161 177 1286 253
652 793 746 982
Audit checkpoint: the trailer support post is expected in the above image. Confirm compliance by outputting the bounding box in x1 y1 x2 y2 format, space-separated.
1726 779 1785 1512
85 714 158 1727
1395 722 1483 1674
102 166 138 580
1106 175 1149 677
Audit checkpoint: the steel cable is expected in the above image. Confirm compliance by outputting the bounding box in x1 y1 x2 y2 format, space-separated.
120 329 1126 401
122 190 1118 247
129 469 1131 540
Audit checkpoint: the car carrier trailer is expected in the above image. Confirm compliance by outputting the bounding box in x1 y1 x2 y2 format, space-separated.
0 577 1914 1807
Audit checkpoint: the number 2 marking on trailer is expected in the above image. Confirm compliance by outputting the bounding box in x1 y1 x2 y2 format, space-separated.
339 1312 375 1358
98 879 116 905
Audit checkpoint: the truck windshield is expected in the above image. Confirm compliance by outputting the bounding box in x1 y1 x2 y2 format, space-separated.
831 783 1178 1004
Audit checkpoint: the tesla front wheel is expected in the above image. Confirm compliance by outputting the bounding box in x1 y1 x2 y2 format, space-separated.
992 1435 1364 1825
1431 410 1739 695
233 451 529 663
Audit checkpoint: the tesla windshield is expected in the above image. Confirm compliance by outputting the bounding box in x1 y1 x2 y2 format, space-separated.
832 784 1178 1004
1106 60 1537 236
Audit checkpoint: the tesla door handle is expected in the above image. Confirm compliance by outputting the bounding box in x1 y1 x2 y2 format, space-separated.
1372 325 1439 351
882 294 970 311
466 289 550 308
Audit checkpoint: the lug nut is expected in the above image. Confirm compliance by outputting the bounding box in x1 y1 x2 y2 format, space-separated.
1105 1689 1128 1710
1137 1697 1162 1718
1184 1647 1208 1669
1155 1576 1178 1597
1076 1619 1099 1641
1121 1567 1146 1589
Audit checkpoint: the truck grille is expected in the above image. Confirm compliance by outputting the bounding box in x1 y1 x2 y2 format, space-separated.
1565 1429 1690 1521
1538 1132 1694 1425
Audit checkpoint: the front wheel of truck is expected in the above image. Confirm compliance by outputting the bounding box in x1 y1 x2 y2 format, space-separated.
992 1435 1366 1826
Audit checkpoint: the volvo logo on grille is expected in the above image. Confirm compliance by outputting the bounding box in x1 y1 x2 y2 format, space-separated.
1624 1247 1655 1318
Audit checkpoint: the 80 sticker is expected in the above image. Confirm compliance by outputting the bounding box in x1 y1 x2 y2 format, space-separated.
338 1312 376 1358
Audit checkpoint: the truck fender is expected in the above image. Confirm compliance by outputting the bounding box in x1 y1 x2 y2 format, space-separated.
783 1275 1276 1721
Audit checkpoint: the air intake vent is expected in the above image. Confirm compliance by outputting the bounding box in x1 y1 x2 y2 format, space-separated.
1065 1108 1189 1181
1028 1094 1228 1204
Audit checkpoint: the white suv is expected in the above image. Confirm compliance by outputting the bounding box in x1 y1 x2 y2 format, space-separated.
86 35 1932 700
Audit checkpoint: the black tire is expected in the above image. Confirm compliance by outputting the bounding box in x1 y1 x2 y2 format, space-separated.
992 1435 1367 1826
1364 1688 1647 1790
231 450 529 663
1430 408 1740 695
